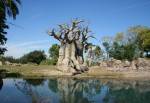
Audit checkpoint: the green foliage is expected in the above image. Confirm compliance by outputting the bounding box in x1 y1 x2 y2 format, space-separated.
0 4 8 54
20 50 46 64
93 45 103 62
40 59 57 65
138 28 150 57
48 44 59 65
94 46 102 57
108 42 137 61
102 25 150 61
0 0 21 55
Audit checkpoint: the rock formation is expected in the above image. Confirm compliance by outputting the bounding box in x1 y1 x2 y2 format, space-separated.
99 58 150 71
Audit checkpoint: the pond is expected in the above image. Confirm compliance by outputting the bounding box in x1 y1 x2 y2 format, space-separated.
0 77 150 103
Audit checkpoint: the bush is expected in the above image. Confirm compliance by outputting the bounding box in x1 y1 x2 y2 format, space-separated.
20 50 46 64
40 59 57 65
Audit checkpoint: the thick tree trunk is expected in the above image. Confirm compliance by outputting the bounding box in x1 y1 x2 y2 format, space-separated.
62 43 70 65
75 41 84 64
57 44 71 72
70 42 80 71
56 42 88 73
57 44 65 65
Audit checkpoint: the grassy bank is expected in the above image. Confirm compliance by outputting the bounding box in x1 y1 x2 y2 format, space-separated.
0 65 150 79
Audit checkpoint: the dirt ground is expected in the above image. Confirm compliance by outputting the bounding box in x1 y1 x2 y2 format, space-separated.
0 65 150 80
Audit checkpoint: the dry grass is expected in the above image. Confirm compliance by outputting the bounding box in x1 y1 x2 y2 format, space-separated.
0 65 150 79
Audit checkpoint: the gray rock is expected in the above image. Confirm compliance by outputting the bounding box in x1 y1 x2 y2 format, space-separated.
123 60 130 67
131 61 137 70
136 58 150 71
100 61 107 67
115 60 122 64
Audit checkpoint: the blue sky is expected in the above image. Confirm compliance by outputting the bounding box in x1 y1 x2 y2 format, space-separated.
5 0 150 58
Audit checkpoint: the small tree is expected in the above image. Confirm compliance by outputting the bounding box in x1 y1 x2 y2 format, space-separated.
49 44 60 64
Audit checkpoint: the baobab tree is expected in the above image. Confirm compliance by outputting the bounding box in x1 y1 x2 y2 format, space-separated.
47 19 95 73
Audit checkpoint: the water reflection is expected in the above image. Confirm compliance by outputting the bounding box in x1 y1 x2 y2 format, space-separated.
48 78 102 103
104 80 150 103
0 78 3 90
0 69 21 78
0 78 150 103
25 79 45 86
14 79 51 103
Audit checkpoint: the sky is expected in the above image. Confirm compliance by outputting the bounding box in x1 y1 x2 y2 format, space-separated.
5 0 150 58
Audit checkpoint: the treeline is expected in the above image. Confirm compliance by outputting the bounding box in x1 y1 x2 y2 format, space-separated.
102 25 150 61
0 44 59 65
0 50 46 65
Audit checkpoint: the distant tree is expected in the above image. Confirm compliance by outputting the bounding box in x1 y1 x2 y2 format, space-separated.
92 45 103 64
48 44 59 64
128 25 150 57
102 42 110 60
102 31 139 61
20 50 46 64
108 42 137 61
94 45 102 58
0 0 21 54
2 56 19 63
137 28 150 57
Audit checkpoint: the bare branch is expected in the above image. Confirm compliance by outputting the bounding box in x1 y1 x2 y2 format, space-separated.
47 29 63 42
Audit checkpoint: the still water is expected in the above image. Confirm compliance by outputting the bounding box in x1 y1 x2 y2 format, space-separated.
0 77 150 103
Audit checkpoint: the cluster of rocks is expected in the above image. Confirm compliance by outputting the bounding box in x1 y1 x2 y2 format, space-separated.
98 58 150 72
0 61 21 66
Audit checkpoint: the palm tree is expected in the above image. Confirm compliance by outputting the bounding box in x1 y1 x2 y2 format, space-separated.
0 0 21 54
0 0 21 19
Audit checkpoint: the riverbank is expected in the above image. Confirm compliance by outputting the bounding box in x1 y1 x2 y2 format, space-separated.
0 65 150 80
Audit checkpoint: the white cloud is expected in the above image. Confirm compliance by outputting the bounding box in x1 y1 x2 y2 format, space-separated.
5 40 51 58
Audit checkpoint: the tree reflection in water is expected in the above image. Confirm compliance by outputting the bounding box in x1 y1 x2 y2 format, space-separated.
0 77 3 90
103 80 150 103
25 79 45 86
13 78 150 103
14 79 52 103
48 78 102 103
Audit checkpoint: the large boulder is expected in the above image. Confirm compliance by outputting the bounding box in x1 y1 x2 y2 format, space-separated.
136 58 150 71
100 61 107 67
123 60 130 67
131 61 137 70
111 59 123 68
